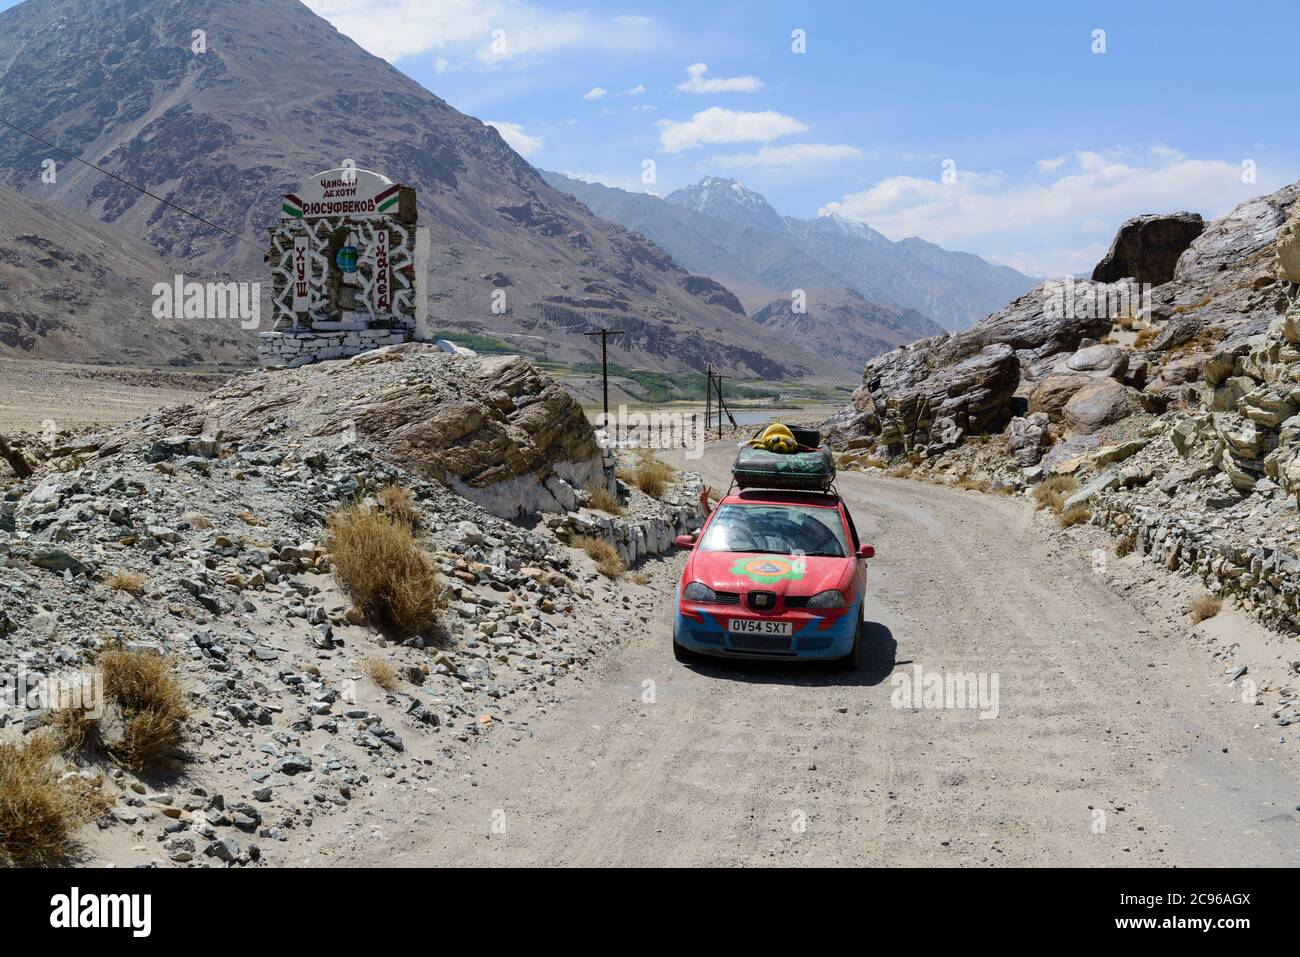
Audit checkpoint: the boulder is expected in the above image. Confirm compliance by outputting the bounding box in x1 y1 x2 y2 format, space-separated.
1062 379 1144 434
1029 372 1095 421
1064 343 1128 379
1002 413 1052 467
1092 212 1205 286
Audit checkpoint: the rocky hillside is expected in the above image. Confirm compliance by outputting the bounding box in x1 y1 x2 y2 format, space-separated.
824 180 1300 636
0 0 803 377
0 348 703 866
0 185 249 365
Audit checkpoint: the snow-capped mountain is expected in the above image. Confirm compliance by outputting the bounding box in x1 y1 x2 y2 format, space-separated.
665 177 793 237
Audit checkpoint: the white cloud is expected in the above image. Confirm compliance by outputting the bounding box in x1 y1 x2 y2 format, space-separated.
583 87 608 100
818 147 1283 276
1036 154 1068 172
624 84 646 96
676 62 763 94
632 104 658 112
485 120 543 156
302 0 663 65
658 107 807 153
713 143 861 169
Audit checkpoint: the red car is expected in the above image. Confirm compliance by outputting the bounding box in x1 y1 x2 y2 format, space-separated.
673 488 874 668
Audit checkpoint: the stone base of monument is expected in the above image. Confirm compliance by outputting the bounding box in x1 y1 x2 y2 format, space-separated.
258 327 414 368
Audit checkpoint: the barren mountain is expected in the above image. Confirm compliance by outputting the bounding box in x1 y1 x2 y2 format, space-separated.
658 176 1038 330
0 0 812 378
0 183 249 365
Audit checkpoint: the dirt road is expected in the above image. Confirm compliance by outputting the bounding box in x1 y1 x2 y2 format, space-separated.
318 443 1299 867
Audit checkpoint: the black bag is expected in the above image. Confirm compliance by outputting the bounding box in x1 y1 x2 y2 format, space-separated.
732 444 836 491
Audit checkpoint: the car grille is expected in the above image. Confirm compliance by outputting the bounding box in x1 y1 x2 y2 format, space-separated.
784 596 810 609
712 591 742 605
728 634 793 653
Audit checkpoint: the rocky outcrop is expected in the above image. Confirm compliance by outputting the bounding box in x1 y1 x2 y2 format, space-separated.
822 281 1113 453
1092 212 1204 286
147 344 607 518
823 344 1019 454
1277 205 1300 283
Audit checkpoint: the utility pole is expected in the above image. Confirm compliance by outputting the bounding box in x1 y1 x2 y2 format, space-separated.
712 370 734 439
583 326 625 445
704 363 713 439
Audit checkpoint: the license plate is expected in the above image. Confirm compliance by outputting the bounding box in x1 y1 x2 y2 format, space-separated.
727 618 792 636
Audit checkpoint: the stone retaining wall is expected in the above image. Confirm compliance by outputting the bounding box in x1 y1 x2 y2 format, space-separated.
1093 497 1300 634
258 328 412 368
547 497 704 568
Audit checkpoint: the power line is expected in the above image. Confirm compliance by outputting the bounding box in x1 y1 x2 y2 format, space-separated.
0 116 266 254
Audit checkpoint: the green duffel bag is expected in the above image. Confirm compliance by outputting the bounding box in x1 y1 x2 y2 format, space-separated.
732 445 836 491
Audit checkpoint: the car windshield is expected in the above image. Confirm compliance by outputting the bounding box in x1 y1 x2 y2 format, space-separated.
698 503 848 557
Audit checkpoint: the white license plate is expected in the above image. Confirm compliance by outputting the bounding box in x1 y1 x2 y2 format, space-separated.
727 618 792 636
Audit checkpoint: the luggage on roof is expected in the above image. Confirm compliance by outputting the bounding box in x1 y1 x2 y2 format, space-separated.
732 423 836 491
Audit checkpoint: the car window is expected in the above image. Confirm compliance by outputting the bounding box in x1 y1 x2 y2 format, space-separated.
844 507 860 550
698 504 848 557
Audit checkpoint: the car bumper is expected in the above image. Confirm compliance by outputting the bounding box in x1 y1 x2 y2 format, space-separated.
673 604 859 661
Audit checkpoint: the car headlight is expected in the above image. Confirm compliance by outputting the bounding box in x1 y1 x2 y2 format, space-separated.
682 581 717 602
807 589 845 608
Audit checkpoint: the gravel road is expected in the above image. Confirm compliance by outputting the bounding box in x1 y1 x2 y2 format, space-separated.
317 443 1298 867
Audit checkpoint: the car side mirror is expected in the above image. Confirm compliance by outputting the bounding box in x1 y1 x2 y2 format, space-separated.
857 544 875 559
674 534 697 549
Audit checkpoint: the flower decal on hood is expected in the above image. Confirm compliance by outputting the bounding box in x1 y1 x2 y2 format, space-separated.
729 555 806 585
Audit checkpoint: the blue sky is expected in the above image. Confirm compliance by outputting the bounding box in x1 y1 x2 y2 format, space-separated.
6 0 1298 275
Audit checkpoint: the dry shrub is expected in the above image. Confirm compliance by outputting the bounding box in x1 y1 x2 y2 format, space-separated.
0 734 111 867
363 659 398 691
378 485 420 528
628 451 675 499
573 535 626 579
236 510 264 527
585 482 623 516
1058 504 1092 528
955 474 990 493
326 505 446 637
100 648 188 771
180 511 213 530
1190 593 1223 623
1033 475 1077 514
888 464 915 480
1133 328 1158 349
1115 533 1136 558
50 705 100 754
105 570 146 596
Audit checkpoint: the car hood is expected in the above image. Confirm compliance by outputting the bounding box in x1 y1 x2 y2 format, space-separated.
686 550 851 596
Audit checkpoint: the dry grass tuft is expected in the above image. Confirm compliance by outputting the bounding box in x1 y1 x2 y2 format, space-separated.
1033 475 1078 514
363 658 398 691
954 474 990 493
626 451 675 499
0 734 111 867
585 482 623 516
1190 593 1223 623
235 510 265 527
573 535 626 579
888 464 915 480
1058 504 1092 528
105 570 146 596
326 505 447 637
1115 533 1136 558
1133 328 1158 349
377 485 421 528
100 648 188 771
49 705 101 755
